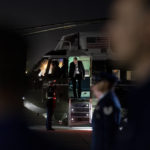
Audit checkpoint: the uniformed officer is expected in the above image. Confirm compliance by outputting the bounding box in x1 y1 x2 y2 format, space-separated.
91 73 121 150
46 82 56 131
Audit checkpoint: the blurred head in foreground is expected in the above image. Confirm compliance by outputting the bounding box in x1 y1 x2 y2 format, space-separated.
109 0 150 81
92 73 118 99
0 26 27 119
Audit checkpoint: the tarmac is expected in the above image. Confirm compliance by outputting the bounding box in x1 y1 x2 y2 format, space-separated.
30 126 92 150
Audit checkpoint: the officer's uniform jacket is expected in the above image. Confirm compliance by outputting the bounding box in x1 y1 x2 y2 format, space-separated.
92 91 121 150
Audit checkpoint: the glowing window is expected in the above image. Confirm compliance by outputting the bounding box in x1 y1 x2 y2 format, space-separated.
112 69 120 80
58 59 64 68
48 59 64 74
39 59 48 76
127 71 134 80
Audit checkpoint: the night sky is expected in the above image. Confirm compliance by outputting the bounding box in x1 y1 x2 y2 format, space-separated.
0 0 112 70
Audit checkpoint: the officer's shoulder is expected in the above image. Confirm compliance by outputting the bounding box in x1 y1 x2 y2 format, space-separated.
103 92 114 105
111 92 121 108
104 93 117 108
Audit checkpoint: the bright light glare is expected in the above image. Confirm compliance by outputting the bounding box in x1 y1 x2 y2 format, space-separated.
59 61 63 68
119 126 123 131
22 97 25 100
43 113 47 118
24 101 45 113
30 126 92 131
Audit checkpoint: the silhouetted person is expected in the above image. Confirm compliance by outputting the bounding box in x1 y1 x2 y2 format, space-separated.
91 73 121 150
50 61 61 78
0 26 56 150
60 60 67 79
46 97 55 131
109 0 150 150
69 57 85 98
45 60 60 131
45 60 60 80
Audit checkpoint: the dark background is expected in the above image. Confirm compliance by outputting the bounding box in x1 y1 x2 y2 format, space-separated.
0 0 112 70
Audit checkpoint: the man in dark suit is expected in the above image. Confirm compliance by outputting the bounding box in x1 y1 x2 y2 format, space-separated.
69 57 85 98
92 73 121 150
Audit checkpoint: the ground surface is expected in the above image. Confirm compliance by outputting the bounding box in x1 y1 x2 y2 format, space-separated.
31 126 92 150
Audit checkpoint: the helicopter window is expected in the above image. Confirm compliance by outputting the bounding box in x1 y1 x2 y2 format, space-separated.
58 59 64 68
127 70 134 81
38 59 48 77
112 69 120 80
48 63 53 74
48 59 64 74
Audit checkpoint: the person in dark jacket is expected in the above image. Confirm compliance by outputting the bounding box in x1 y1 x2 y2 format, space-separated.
91 73 121 150
69 57 85 98
45 60 59 130
50 60 61 78
46 80 56 131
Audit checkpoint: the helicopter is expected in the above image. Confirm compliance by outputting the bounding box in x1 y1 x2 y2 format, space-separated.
23 20 134 127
